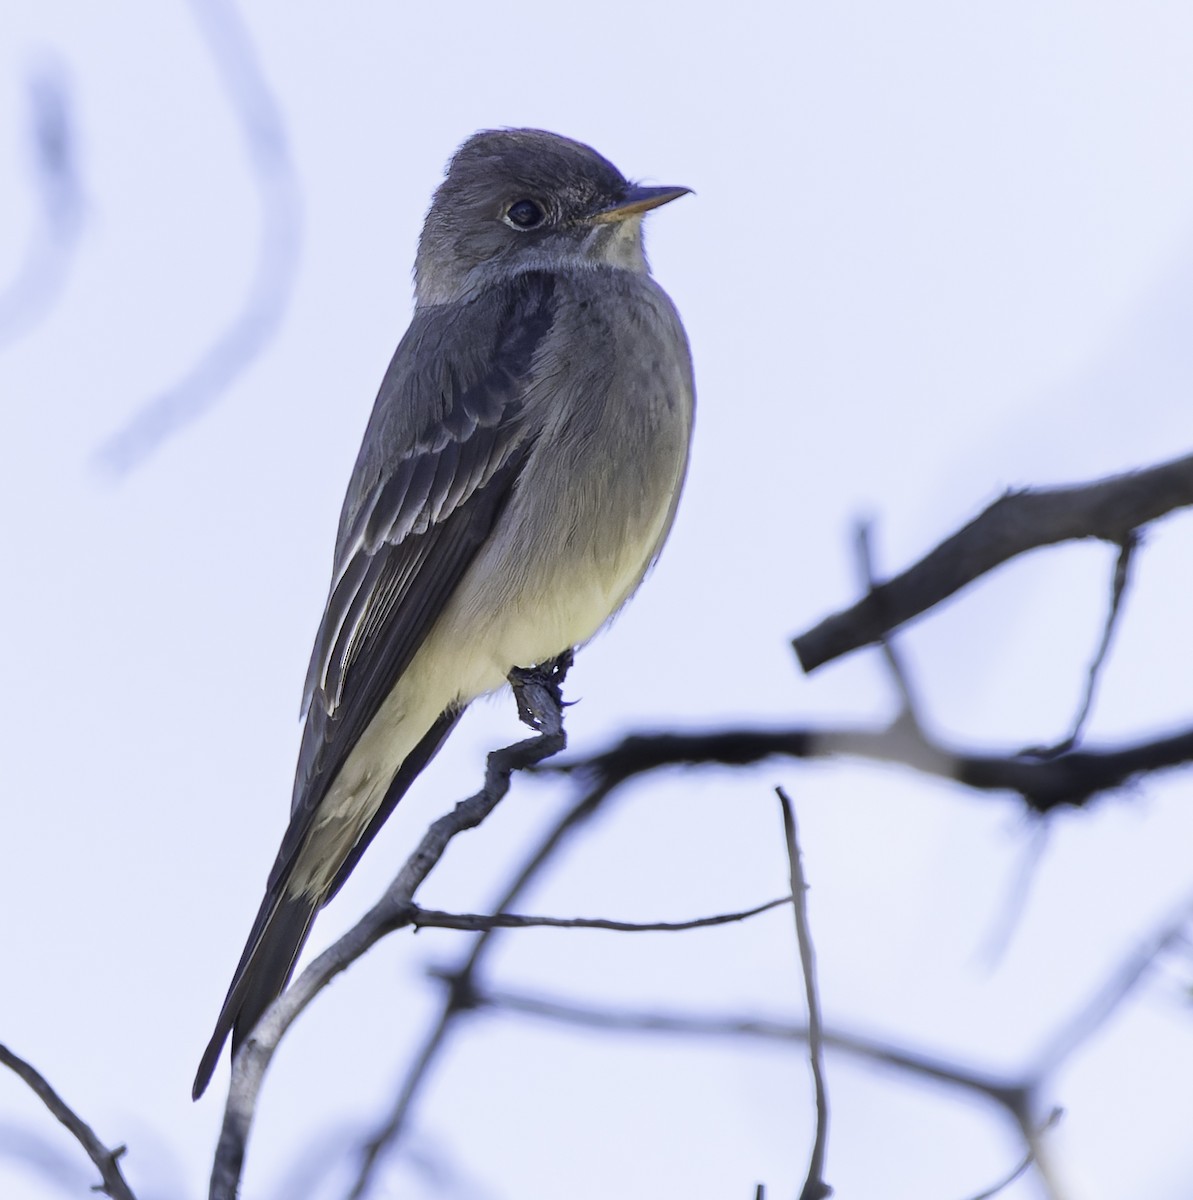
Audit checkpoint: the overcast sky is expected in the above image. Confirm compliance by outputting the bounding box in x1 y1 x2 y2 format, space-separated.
2 3 1193 1198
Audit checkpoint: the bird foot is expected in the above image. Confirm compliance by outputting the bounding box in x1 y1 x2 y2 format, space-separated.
508 648 575 730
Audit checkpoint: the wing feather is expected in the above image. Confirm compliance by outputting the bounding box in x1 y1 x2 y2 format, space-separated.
292 270 557 822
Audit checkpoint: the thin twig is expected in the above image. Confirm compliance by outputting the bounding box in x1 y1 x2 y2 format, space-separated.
1025 533 1137 758
964 1148 1034 1200
854 520 922 726
964 1109 1063 1200
209 661 571 1200
0 1044 137 1200
404 896 792 934
776 788 831 1200
794 451 1193 672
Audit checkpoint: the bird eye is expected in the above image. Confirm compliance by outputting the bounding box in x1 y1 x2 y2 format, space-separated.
504 199 545 229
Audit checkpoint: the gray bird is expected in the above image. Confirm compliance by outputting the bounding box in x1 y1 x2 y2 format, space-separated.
193 128 694 1098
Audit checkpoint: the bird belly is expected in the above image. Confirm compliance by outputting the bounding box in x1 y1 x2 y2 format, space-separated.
432 486 673 703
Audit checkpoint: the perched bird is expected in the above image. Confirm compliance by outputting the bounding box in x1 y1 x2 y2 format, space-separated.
193 128 694 1098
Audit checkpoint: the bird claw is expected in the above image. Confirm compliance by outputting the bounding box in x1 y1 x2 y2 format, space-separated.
509 648 575 730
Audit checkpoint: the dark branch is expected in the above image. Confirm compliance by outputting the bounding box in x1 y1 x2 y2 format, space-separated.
794 450 1193 673
0 1043 137 1200
558 723 1193 813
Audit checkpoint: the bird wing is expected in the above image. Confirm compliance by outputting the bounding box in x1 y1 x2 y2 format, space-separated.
291 270 557 830
193 272 558 1098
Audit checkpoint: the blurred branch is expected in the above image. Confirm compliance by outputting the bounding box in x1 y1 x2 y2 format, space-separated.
458 984 1036 1129
964 1110 1061 1200
0 58 84 343
854 520 923 727
208 657 571 1200
776 789 831 1200
1027 884 1193 1079
96 0 301 474
793 450 1193 673
980 821 1051 965
557 722 1193 814
0 1043 137 1200
0 1125 82 1194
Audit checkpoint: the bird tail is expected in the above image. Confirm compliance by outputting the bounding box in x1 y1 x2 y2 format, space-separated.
192 890 316 1099
192 707 464 1100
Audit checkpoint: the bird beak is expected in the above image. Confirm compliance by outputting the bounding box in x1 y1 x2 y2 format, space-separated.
589 184 692 224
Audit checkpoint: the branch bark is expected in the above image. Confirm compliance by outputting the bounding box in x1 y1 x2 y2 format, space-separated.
793 450 1193 673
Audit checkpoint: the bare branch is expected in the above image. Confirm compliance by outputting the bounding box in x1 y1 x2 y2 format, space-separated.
208 659 571 1200
558 723 1193 814
776 789 830 1200
404 896 792 934
794 451 1193 673
1026 532 1136 758
0 1043 137 1200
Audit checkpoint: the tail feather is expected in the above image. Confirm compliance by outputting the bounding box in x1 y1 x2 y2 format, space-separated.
192 707 464 1100
192 893 316 1099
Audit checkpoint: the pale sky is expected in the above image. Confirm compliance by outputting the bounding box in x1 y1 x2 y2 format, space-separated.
2 3 1193 1198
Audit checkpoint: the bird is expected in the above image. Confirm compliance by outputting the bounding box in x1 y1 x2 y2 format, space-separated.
193 128 694 1099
